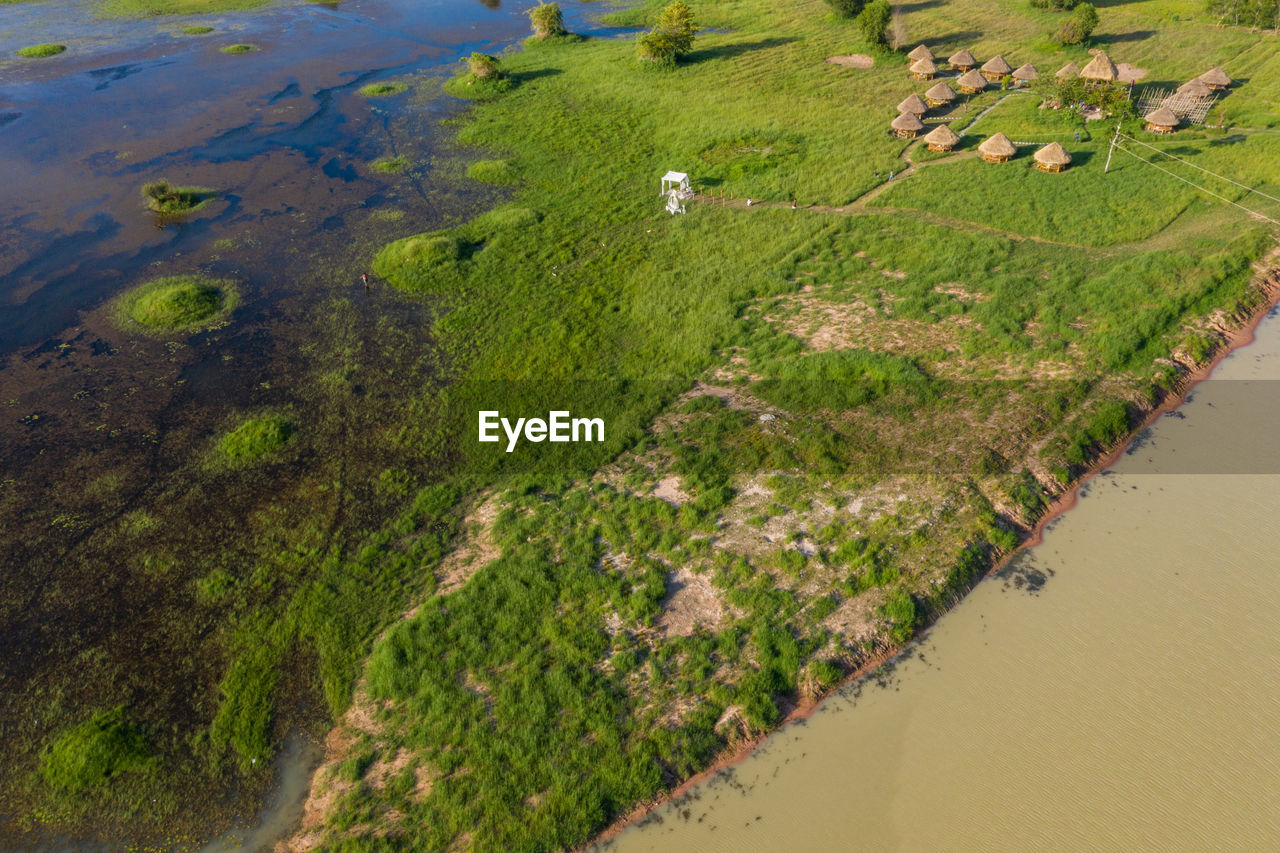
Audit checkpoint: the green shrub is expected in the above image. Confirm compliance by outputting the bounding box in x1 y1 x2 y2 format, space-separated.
115 276 238 332
17 43 66 58
856 0 892 46
219 416 295 464
1051 2 1098 44
358 82 409 98
40 708 154 793
528 2 566 38
444 57 513 100
825 0 865 17
141 179 215 214
638 0 698 63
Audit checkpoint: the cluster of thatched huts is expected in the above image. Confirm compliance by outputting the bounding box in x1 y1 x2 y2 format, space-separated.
904 44 1040 89
1141 66 1233 133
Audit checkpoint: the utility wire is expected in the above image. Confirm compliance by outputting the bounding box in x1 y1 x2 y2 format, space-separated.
1113 142 1280 227
1115 131 1280 206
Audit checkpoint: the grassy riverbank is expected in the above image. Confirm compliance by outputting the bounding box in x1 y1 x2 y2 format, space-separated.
289 0 1280 848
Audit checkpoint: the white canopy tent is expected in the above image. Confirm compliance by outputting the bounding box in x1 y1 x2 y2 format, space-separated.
661 171 691 197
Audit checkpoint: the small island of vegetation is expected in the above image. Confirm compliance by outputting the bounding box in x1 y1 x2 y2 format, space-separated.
17 43 67 58
218 416 296 465
113 275 238 333
141 179 216 214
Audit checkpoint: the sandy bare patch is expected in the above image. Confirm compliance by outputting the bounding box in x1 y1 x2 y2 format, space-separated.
1116 62 1147 83
658 564 726 637
826 54 874 69
364 747 414 792
653 476 689 506
436 491 502 594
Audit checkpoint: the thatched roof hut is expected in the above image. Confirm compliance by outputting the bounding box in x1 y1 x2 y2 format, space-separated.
897 93 929 116
1143 105 1180 134
891 111 925 138
924 80 957 106
1056 61 1080 80
1177 77 1212 98
1012 63 1038 85
1199 66 1232 90
957 69 988 93
1034 141 1071 172
948 48 977 70
922 123 961 152
979 132 1016 163
1080 51 1118 84
981 54 1013 81
910 57 938 80
906 43 936 63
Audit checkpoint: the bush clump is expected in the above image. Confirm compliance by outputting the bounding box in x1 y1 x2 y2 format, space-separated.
444 54 513 99
141 179 215 214
856 0 892 46
825 0 864 18
18 44 67 58
637 0 698 65
219 416 295 464
358 82 409 97
1051 2 1099 44
40 708 154 793
115 276 238 332
220 43 256 54
527 2 567 38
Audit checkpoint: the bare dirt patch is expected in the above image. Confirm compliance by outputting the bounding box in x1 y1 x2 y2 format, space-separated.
658 564 726 637
1116 62 1147 83
826 54 874 69
652 475 689 506
436 491 502 594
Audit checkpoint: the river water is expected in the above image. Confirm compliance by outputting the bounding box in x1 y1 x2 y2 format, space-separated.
612 308 1280 851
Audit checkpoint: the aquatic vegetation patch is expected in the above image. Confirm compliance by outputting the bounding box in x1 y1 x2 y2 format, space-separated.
40 707 155 793
359 82 410 98
114 275 238 332
218 416 295 464
219 43 257 54
180 25 214 34
97 0 268 16
17 44 67 58
141 179 216 214
372 156 409 173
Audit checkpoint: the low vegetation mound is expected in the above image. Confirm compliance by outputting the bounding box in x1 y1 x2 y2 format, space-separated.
218 416 295 464
444 53 513 99
466 158 518 183
141 179 216 214
40 708 154 793
115 275 238 332
753 349 933 411
528 1 567 38
180 25 214 35
372 156 409 173
17 44 67 58
220 43 256 53
358 82 409 97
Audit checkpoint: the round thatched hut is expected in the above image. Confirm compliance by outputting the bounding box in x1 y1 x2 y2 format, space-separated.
1177 77 1212 98
1056 61 1080 80
957 69 988 94
1012 63 1038 86
979 132 1016 163
891 111 925 138
1080 51 1118 86
922 123 960 152
948 48 977 71
924 80 957 107
910 57 938 80
897 93 929 116
981 55 1013 82
1143 105 1180 134
907 44 934 65
1199 66 1232 91
1034 141 1071 173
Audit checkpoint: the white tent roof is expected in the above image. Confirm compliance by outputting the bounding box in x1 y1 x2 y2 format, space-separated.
662 171 689 182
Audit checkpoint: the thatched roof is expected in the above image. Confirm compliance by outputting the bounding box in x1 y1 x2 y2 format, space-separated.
891 112 925 132
925 80 957 101
907 44 934 62
897 93 929 115
910 57 938 76
1177 77 1212 97
1034 141 1071 166
1080 51 1118 82
1200 66 1232 87
982 55 1013 76
1012 63 1038 81
978 132 1016 157
957 69 988 90
922 124 960 147
1144 106 1180 127
948 48 977 67
1056 61 1080 79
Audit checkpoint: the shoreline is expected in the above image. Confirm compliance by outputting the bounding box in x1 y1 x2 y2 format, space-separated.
585 255 1280 850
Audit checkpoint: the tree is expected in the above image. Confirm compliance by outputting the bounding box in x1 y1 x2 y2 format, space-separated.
1205 0 1280 29
637 0 698 64
527 2 566 39
1052 1 1099 43
826 0 866 18
856 0 892 46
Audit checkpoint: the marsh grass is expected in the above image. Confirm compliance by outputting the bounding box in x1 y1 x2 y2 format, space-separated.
141 179 216 214
113 275 238 333
358 82 409 98
180 24 214 35
371 156 409 173
17 43 66 57
218 416 296 465
40 707 155 793
219 43 256 54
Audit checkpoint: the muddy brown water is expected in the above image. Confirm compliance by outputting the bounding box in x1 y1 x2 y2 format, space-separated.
609 309 1280 850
